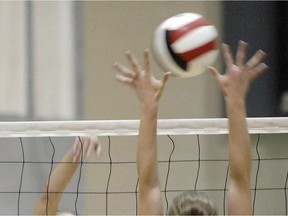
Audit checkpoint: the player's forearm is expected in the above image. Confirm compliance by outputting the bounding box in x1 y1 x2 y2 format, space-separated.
33 150 79 215
137 105 160 188
47 149 79 192
226 98 252 182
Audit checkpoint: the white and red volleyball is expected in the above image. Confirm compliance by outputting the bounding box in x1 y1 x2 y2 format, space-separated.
152 13 218 78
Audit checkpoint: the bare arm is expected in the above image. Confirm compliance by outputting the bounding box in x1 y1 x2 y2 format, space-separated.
226 97 252 215
209 41 267 215
137 101 163 215
114 50 169 215
33 136 101 215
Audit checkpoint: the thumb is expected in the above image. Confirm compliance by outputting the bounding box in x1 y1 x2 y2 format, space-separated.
207 66 220 79
162 71 171 86
155 72 171 101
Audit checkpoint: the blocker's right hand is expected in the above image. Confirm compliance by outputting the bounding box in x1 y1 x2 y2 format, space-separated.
208 41 268 100
72 136 101 162
113 49 170 107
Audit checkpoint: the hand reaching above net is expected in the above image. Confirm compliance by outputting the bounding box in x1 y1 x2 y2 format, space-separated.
113 49 170 109
208 41 268 100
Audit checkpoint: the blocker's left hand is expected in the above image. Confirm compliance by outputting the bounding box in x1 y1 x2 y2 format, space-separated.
113 49 170 107
72 136 101 162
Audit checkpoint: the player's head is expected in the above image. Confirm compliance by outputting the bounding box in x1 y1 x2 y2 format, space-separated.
56 209 76 216
167 191 218 215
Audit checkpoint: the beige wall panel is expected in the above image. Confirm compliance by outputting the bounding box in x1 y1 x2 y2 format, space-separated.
83 1 224 215
83 1 223 120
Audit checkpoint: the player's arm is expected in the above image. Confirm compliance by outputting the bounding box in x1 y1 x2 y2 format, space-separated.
114 50 169 215
209 41 267 215
33 136 101 216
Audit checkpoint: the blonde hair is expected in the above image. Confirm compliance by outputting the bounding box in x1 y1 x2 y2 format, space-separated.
167 191 218 215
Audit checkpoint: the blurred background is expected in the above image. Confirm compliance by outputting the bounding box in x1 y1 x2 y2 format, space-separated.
0 1 287 122
0 1 288 215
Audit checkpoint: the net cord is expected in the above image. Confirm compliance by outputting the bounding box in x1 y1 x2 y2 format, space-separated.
46 137 55 216
135 178 139 215
253 134 261 215
106 136 112 215
18 138 25 216
285 171 288 215
223 164 229 215
164 135 175 214
75 137 84 216
195 135 201 191
0 118 288 137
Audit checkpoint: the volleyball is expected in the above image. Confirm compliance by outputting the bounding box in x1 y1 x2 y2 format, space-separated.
152 13 219 78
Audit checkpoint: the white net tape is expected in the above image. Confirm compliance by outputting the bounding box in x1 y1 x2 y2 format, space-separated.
0 117 287 137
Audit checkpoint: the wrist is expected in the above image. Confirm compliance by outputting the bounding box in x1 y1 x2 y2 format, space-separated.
140 102 159 116
140 100 159 110
225 97 246 106
225 97 247 115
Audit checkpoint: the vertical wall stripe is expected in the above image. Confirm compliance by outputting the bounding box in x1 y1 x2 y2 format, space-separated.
74 1 84 119
25 1 34 120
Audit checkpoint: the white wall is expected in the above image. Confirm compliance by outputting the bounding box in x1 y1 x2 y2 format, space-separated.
33 1 77 120
0 1 81 215
0 1 78 121
0 2 27 116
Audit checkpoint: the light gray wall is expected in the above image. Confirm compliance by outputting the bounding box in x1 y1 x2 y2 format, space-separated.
0 1 83 215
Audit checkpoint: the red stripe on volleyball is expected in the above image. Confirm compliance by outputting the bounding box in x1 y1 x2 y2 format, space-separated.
168 17 210 44
176 40 217 62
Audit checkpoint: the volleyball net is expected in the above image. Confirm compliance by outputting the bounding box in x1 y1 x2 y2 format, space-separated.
0 118 287 215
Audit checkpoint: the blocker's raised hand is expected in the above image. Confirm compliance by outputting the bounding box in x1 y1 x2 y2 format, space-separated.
72 136 101 162
114 49 170 107
208 41 268 100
